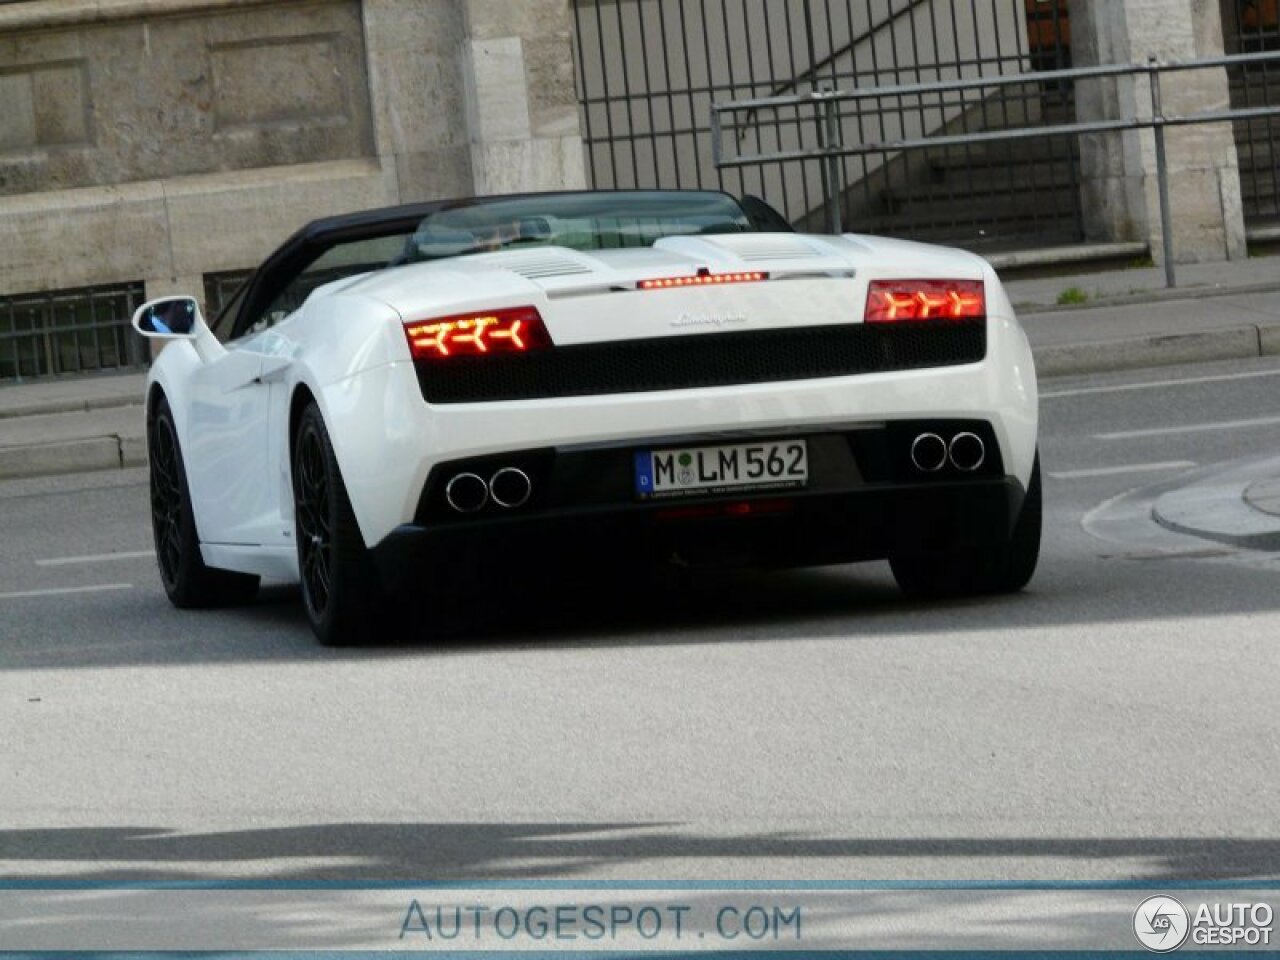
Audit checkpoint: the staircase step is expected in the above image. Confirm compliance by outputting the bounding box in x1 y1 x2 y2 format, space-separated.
1240 174 1280 204
880 182 1078 217
924 139 1078 171
1236 138 1280 165
1228 72 1280 94
891 160 1077 196
863 204 1080 239
1239 188 1280 213
856 220 1083 252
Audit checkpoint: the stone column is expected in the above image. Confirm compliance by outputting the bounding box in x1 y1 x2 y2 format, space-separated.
457 0 586 194
1070 0 1246 263
361 0 474 202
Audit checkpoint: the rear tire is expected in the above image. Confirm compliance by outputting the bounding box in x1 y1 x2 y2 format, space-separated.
148 396 260 608
293 403 387 646
890 452 1041 598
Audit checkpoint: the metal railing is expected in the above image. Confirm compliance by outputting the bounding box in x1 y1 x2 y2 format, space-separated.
712 49 1280 286
572 0 1079 247
0 283 146 382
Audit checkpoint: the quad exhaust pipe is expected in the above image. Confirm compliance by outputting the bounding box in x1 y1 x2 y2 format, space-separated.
444 472 489 513
948 431 986 472
489 467 532 508
909 433 947 473
909 431 986 473
445 467 533 513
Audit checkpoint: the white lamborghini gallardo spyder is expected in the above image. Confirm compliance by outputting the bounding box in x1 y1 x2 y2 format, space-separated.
134 190 1039 645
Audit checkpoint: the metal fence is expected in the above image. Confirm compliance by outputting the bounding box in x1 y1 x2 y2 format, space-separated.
572 0 1081 250
712 49 1280 286
1225 0 1280 225
0 283 146 382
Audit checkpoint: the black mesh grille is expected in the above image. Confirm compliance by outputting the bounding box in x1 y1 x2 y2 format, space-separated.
415 319 986 404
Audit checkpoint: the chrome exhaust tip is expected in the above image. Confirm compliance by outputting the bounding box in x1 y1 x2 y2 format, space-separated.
490 467 532 509
445 472 489 513
948 432 986 472
910 432 948 473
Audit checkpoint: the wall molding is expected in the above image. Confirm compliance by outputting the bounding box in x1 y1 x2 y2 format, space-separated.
0 0 316 33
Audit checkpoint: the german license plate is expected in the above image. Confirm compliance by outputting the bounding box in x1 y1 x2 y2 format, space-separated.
634 439 808 499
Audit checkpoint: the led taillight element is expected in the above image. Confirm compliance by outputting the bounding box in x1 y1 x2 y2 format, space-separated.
864 279 985 323
638 271 767 290
405 306 552 360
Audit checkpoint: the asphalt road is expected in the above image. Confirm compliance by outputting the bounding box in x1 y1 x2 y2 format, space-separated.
3 356 1280 883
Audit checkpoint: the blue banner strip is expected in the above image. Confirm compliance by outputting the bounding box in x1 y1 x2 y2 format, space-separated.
2 879 1280 890
2 951 1278 959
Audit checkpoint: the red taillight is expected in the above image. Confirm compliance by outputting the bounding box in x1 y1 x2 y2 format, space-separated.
638 271 767 290
405 306 552 360
864 279 985 323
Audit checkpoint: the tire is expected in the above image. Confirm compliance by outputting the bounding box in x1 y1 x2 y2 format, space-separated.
292 403 387 646
890 452 1042 598
148 396 260 608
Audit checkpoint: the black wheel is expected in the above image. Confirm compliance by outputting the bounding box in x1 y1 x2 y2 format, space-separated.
148 396 259 608
293 403 387 646
890 452 1041 598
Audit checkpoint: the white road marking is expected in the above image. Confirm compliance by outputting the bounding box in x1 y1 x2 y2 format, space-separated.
0 583 133 601
1096 415 1280 440
1049 461 1196 480
1042 367 1280 399
36 550 153 568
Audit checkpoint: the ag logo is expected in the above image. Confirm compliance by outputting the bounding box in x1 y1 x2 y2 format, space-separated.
1134 895 1190 952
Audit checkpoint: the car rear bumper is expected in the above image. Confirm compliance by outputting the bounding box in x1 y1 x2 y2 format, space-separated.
371 472 1026 596
371 417 1027 592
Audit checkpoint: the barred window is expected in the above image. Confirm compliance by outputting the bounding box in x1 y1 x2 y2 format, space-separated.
0 283 146 381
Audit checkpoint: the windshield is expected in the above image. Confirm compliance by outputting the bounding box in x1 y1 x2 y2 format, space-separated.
398 191 755 263
230 192 766 339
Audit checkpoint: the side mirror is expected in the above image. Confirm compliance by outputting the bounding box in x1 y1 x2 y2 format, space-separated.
132 297 203 339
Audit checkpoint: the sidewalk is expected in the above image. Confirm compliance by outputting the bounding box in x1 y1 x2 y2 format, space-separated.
1007 254 1280 376
1150 456 1280 552
2 252 1280 480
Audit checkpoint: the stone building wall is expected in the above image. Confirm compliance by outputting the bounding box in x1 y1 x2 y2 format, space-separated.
0 0 1264 378
0 0 584 307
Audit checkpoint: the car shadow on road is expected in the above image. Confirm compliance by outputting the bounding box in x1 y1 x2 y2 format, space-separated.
1 822 1278 882
7 542 1280 667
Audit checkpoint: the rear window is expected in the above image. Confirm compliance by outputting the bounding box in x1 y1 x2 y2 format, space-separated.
403 191 755 262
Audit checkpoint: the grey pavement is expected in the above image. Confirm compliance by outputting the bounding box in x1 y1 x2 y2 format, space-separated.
7 355 1280 882
2 251 1280 480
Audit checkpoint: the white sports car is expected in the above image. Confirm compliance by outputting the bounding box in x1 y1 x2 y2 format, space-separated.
134 189 1039 645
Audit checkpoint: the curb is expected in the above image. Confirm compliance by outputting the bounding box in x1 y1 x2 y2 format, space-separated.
1150 456 1280 551
1031 325 1267 377
0 393 140 422
1015 278 1280 316
0 432 147 480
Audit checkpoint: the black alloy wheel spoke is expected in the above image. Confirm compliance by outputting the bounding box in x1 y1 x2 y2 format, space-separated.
150 420 184 585
296 426 333 618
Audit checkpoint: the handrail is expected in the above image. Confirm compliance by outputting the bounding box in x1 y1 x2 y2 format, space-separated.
751 0 935 105
711 48 1280 287
717 50 1280 113
735 0 936 143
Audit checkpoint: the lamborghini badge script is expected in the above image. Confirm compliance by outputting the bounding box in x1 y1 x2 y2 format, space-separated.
671 312 748 328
